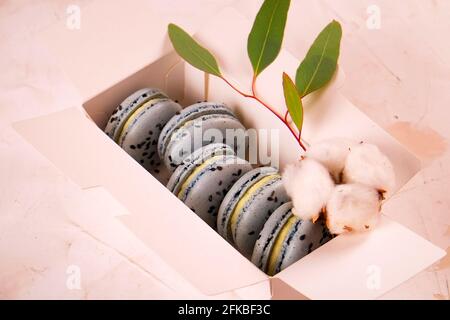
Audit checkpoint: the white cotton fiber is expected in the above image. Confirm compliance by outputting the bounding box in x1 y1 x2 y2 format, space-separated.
282 158 335 221
326 183 381 235
343 143 395 196
306 138 358 182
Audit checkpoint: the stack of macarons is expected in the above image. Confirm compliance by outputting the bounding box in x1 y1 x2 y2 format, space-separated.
105 87 333 275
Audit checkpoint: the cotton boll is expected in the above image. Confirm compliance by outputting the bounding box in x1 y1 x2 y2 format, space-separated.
343 143 395 196
326 183 381 235
282 158 335 221
306 138 358 183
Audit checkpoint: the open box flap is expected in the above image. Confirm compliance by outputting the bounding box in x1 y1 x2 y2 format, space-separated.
12 107 268 295
274 216 446 300
40 0 173 102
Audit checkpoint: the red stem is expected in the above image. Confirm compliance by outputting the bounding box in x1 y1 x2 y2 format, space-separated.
219 75 307 152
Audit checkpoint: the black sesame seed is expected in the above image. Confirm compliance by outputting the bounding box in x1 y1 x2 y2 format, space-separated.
208 195 213 202
248 231 255 236
217 166 223 171
130 145 136 149
300 234 306 241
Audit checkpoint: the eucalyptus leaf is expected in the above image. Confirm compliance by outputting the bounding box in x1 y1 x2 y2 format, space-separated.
295 20 342 97
282 72 303 135
247 0 290 77
168 23 222 77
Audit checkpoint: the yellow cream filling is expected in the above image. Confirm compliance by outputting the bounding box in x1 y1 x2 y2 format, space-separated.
228 174 280 237
177 155 226 199
267 215 297 276
116 97 164 143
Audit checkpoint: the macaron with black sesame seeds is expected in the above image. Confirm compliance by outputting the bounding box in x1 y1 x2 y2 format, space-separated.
167 143 252 228
104 88 182 175
158 102 247 172
217 167 290 257
251 202 332 276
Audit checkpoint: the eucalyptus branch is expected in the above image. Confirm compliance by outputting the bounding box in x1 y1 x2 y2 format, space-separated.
168 0 342 157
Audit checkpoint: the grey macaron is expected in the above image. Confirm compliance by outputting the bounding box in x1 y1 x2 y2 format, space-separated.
158 102 247 172
217 167 290 257
104 88 182 176
251 202 332 275
167 143 252 228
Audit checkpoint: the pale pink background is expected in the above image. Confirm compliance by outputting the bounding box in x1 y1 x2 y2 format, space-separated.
0 0 449 299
